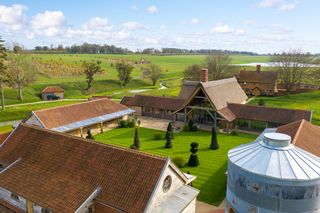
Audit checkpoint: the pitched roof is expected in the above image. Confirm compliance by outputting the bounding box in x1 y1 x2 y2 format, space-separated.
30 98 130 129
0 124 167 213
277 119 320 156
121 95 185 111
0 133 10 145
178 77 247 111
238 70 278 84
178 80 199 100
227 103 312 124
200 77 248 110
41 86 64 93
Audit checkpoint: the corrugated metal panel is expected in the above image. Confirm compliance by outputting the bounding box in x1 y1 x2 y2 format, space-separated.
228 131 320 180
51 109 135 132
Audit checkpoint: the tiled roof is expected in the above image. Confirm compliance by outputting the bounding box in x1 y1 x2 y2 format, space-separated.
0 133 10 145
178 77 247 111
227 103 312 124
121 95 185 111
238 70 278 84
201 77 248 110
277 119 320 157
0 124 166 213
41 86 64 93
31 98 130 129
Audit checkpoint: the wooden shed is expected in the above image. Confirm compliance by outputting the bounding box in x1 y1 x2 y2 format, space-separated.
41 86 64 100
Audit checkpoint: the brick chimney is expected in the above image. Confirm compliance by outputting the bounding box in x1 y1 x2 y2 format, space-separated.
201 68 208 82
256 64 261 73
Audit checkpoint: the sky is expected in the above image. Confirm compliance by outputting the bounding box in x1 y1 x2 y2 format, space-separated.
0 0 319 54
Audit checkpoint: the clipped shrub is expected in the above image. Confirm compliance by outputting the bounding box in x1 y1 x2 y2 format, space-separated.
154 133 163 140
127 120 136 128
210 127 219 150
119 120 128 128
165 132 172 148
166 122 174 139
172 157 186 168
191 125 198 132
133 128 140 149
183 124 190 132
188 142 199 167
86 129 95 140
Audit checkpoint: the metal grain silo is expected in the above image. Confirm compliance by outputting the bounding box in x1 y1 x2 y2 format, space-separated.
226 132 320 213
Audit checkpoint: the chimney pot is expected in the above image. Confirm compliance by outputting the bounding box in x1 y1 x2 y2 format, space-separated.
201 68 208 82
256 64 261 73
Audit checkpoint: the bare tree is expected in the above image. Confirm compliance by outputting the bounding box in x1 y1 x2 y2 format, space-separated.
206 51 231 80
5 44 37 101
0 36 7 111
272 49 315 93
144 64 162 86
183 64 202 81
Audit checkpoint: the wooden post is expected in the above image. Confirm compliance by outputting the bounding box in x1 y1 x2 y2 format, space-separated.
80 127 83 138
248 120 251 129
100 122 103 133
184 108 187 123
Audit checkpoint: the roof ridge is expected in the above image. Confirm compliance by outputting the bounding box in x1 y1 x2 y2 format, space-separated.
291 119 305 145
200 77 237 87
18 123 165 161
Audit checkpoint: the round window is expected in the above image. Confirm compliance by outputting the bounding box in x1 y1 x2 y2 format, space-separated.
162 175 172 192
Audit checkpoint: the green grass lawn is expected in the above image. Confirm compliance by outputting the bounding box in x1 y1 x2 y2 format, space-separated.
0 125 13 134
95 127 256 206
0 100 83 123
250 90 320 125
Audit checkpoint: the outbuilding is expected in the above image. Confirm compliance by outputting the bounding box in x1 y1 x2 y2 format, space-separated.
41 86 64 100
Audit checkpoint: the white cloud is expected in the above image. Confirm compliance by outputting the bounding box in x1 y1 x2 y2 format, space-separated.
191 18 199 24
211 24 234 33
147 5 158 14
257 0 298 11
0 4 27 31
235 29 246 35
114 30 131 40
31 11 66 30
82 17 113 31
145 37 159 45
122 21 149 30
210 24 245 35
244 19 256 26
160 24 166 29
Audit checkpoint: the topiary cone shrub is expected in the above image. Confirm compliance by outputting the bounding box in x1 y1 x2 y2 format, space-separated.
188 142 199 167
130 128 140 150
165 132 172 148
210 126 219 150
166 122 174 139
86 129 95 140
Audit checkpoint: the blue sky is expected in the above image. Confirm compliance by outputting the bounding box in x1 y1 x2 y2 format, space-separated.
0 0 319 53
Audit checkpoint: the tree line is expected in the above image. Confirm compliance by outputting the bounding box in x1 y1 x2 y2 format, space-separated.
183 50 320 93
31 43 259 55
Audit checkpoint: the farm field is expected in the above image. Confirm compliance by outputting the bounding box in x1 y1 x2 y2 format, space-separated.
0 100 83 123
250 90 320 125
95 127 256 206
1 54 271 105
